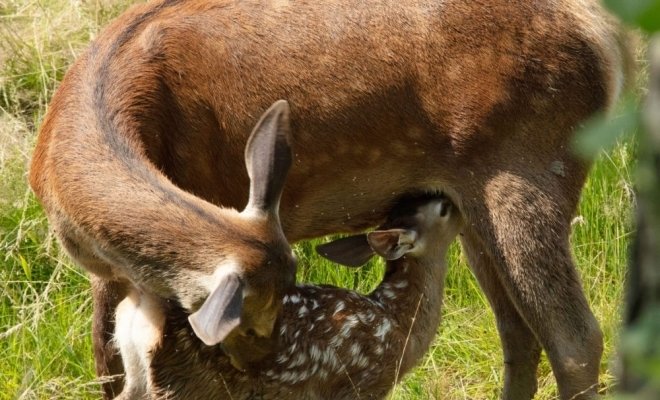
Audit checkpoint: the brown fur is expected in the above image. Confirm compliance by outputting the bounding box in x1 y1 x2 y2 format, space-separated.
29 0 631 399
145 195 461 399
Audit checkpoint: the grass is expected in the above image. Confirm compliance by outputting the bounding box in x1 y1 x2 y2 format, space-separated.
0 1 636 399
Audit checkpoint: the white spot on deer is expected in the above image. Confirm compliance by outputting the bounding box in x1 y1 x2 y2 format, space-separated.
340 315 359 338
287 341 298 355
348 291 363 301
358 311 376 324
298 305 309 317
334 301 346 314
309 361 320 375
382 289 397 300
296 369 311 383
322 293 335 300
345 315 359 328
279 370 298 384
352 353 369 369
350 342 363 357
374 319 392 341
310 344 322 361
322 348 339 369
285 294 301 304
329 334 344 347
290 352 307 367
393 280 409 289
276 352 290 365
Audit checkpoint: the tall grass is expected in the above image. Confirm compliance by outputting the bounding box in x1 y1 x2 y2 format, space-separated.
0 1 635 399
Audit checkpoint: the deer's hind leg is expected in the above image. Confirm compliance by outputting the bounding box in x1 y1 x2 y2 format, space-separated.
91 277 128 399
56 224 129 399
460 167 602 400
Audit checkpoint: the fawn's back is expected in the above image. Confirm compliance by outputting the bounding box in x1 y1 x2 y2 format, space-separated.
147 195 461 399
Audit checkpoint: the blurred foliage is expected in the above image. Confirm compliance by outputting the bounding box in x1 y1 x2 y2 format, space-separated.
604 0 660 33
598 0 660 397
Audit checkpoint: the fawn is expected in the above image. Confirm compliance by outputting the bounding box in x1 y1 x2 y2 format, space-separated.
118 193 461 399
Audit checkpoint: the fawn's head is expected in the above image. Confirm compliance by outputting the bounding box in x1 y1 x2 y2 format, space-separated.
317 194 461 267
188 100 297 348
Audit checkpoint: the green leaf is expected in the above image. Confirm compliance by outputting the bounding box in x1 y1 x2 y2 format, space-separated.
604 0 660 32
19 254 31 280
572 98 639 159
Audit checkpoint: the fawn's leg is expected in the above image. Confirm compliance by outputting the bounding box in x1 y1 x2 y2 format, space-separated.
461 229 542 400
462 169 602 400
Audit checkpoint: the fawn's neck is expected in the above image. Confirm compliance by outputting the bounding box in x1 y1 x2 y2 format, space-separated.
370 254 447 368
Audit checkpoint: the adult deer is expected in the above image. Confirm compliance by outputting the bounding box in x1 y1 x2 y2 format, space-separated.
29 0 631 399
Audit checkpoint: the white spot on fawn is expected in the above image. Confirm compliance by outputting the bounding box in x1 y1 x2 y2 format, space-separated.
374 319 392 341
393 280 409 289
329 334 344 347
350 342 363 357
334 301 346 314
290 352 307 367
285 294 301 304
298 305 309 317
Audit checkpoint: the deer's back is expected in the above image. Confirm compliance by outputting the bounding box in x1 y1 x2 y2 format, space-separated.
33 0 626 241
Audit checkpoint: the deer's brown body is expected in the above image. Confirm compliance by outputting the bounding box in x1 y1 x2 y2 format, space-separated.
29 0 630 399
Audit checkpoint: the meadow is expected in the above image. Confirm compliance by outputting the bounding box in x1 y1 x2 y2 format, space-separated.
0 0 637 398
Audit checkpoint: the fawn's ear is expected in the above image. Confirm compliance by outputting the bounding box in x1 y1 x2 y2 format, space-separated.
243 100 293 217
316 235 375 267
188 272 243 346
367 229 418 260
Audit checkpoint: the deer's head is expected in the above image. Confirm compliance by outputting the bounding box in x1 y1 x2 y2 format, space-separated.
187 100 297 355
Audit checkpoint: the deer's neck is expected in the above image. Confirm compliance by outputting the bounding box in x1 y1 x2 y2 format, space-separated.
370 255 447 369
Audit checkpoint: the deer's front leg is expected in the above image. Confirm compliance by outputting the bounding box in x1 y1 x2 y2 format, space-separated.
461 230 542 400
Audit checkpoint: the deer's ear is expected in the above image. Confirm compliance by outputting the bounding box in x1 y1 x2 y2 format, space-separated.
316 235 375 267
243 100 293 216
188 272 243 346
367 229 417 260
